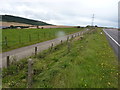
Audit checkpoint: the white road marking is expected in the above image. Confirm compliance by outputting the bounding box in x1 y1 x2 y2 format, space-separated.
103 29 120 47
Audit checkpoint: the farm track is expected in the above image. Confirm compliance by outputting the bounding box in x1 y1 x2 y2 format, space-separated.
0 29 89 68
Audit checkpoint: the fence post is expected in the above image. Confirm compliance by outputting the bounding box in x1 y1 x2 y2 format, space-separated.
67 36 69 42
35 47 37 56
71 35 73 38
49 32 50 37
82 32 83 35
51 43 54 51
19 35 21 44
61 40 62 44
29 34 31 42
28 59 33 88
44 32 45 37
5 36 8 47
67 41 71 53
38 33 39 40
6 56 10 68
80 36 83 40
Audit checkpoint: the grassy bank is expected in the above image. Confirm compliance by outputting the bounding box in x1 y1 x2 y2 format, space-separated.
2 28 118 88
2 28 83 52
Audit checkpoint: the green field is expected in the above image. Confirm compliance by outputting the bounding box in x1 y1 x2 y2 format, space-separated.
2 28 83 52
2 28 118 88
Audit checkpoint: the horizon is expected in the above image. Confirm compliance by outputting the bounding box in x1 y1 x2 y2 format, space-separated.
0 14 117 28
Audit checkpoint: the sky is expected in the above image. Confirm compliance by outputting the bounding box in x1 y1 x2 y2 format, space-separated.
0 0 119 27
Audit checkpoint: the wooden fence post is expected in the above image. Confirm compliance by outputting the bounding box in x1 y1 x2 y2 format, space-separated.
82 32 83 35
49 32 50 37
19 35 21 44
50 43 54 52
80 36 83 40
6 56 10 68
71 35 73 38
29 34 31 42
67 36 69 42
28 59 33 88
44 32 45 37
38 33 39 40
5 36 8 47
51 43 54 50
67 41 71 53
61 40 62 44
35 47 37 56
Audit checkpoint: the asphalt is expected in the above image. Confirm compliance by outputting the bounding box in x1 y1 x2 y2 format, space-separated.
103 29 120 60
0 29 89 68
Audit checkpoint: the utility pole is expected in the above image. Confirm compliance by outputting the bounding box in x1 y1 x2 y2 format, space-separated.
91 14 94 26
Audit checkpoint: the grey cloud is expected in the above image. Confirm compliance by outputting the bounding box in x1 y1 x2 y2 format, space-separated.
0 0 119 28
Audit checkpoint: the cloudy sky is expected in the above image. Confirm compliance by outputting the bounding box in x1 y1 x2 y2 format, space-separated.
0 0 119 27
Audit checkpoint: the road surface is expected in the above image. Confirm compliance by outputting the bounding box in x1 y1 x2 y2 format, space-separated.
0 29 89 68
103 29 120 60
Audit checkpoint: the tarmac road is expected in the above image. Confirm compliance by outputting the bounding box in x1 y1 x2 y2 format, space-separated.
103 29 120 60
0 29 89 68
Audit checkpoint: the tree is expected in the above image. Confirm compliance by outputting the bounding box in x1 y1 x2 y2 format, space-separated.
37 26 39 29
77 26 80 28
10 25 14 28
86 25 90 28
95 25 98 27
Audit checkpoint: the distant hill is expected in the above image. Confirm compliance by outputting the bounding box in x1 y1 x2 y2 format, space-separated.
0 15 52 26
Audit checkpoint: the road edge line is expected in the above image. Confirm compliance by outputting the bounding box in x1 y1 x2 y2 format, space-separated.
103 29 120 47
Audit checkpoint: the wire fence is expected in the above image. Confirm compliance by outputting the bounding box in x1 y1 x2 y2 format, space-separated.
2 28 82 51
